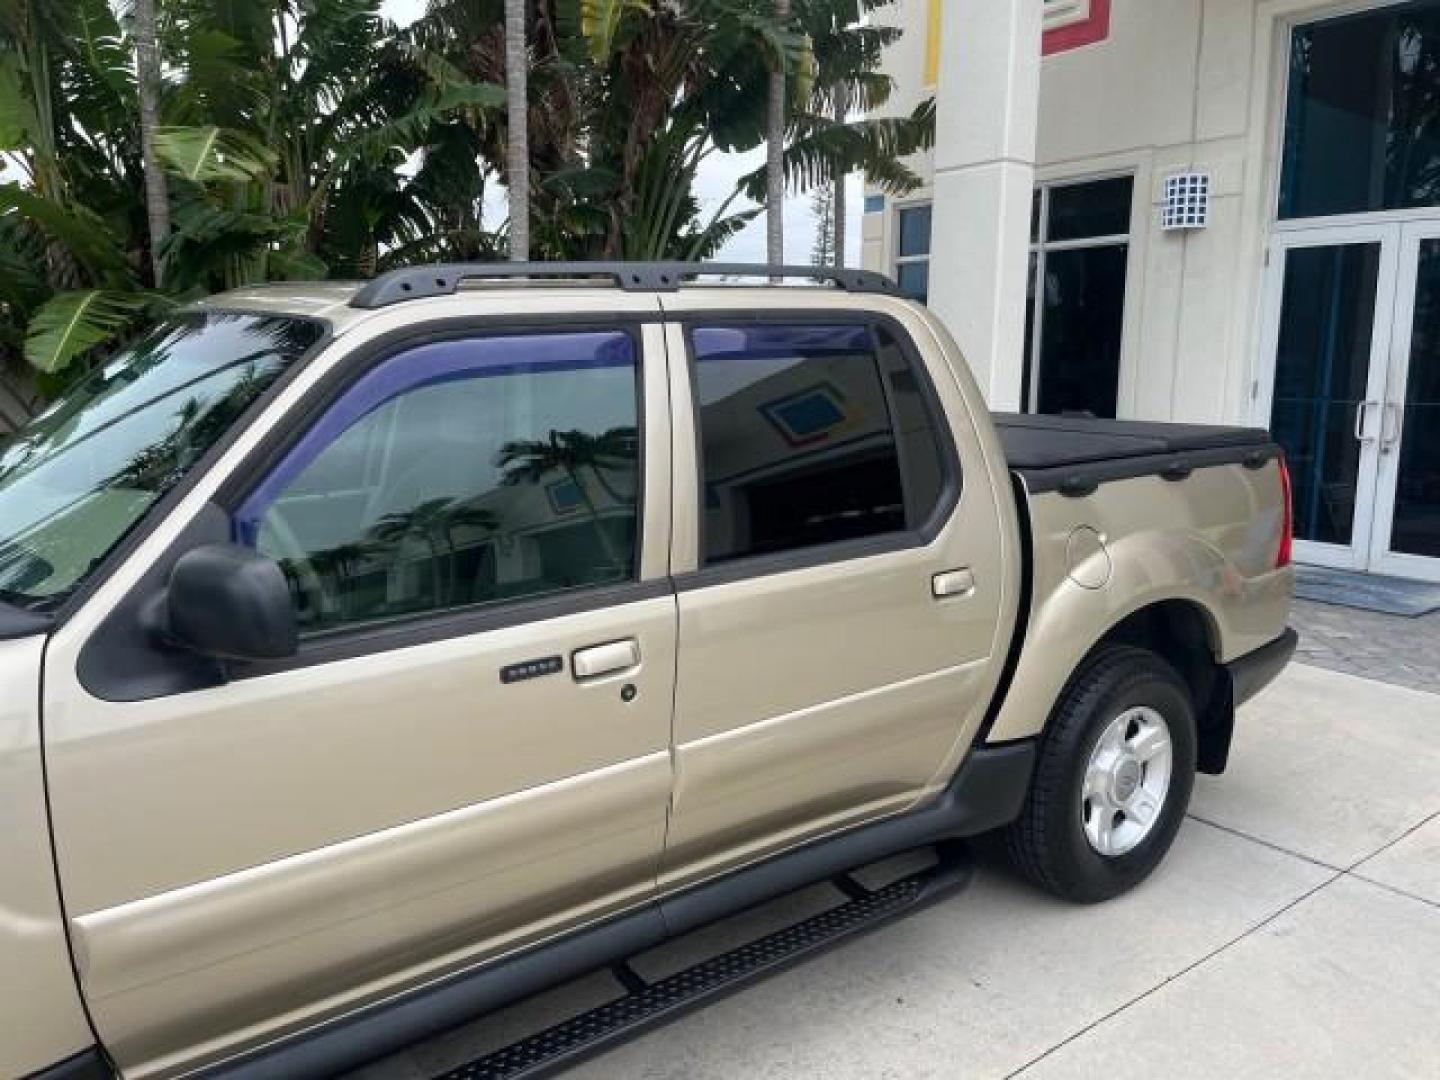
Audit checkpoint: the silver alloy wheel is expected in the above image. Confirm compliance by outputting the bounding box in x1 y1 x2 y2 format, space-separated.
1081 705 1174 857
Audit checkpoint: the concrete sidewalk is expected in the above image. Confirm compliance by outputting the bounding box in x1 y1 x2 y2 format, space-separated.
360 664 1440 1080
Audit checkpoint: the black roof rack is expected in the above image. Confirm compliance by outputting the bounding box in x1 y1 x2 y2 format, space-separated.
348 262 902 309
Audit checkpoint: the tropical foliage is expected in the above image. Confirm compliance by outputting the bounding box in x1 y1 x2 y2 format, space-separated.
0 0 931 414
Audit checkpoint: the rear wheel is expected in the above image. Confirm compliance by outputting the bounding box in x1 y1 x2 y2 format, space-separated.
1005 645 1197 903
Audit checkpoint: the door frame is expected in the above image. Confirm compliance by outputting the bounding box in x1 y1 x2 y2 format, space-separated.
1371 220 1440 582
1257 217 1440 580
40 300 684 1077
1254 221 1402 571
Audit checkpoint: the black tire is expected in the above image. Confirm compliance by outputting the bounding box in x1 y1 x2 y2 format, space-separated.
1004 644 1197 903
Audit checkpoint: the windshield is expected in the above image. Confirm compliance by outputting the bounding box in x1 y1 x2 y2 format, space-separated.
0 313 323 612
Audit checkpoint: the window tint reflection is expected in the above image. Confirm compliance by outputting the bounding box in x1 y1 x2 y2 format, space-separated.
238 332 639 634
1282 1 1440 218
691 324 949 566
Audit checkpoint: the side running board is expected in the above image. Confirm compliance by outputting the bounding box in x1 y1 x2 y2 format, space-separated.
431 843 975 1080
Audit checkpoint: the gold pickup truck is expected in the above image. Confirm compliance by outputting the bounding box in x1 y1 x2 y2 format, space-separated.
0 264 1294 1080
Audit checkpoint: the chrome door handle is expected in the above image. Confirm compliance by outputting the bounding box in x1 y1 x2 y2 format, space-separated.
572 638 640 680
1380 402 1402 454
1354 399 1380 442
932 568 976 599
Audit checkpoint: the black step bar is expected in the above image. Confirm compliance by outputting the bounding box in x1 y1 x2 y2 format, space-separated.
198 744 1034 1080
349 263 902 308
432 844 975 1080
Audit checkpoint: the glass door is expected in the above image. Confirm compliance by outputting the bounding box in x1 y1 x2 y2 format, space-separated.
1372 223 1440 581
1257 227 1400 570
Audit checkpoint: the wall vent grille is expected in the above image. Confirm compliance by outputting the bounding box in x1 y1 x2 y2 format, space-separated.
1161 171 1211 231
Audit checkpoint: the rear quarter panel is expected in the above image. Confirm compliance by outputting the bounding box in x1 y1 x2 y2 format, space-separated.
0 636 95 1077
987 458 1294 743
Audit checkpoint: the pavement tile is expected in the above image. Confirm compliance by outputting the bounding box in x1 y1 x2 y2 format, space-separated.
356 664 1439 1080
547 821 1329 1079
1352 814 1440 907
1291 599 1440 694
1016 875 1440 1080
1191 663 1440 868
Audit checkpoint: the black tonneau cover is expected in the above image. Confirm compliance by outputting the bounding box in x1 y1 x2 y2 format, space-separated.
993 413 1280 496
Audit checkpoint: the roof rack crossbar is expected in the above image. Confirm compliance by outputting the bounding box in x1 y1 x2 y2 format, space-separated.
348 262 901 309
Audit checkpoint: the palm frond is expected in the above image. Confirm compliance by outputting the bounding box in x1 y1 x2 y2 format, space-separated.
154 125 277 184
0 52 41 151
737 97 935 197
580 0 653 63
0 185 134 286
23 289 154 374
328 82 506 177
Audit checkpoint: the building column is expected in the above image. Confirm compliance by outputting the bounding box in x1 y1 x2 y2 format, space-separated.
927 0 1041 410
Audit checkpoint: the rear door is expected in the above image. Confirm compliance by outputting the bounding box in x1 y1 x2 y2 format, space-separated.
658 296 1015 886
41 310 677 1076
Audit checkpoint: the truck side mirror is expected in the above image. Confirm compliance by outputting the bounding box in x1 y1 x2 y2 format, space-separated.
165 543 299 661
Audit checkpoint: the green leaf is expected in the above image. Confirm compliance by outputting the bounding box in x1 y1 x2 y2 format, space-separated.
267 249 327 281
24 290 149 374
580 0 653 62
0 52 40 151
154 125 277 184
434 82 508 111
320 81 505 197
0 185 135 287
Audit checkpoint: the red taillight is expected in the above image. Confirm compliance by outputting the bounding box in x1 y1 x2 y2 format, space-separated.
1276 456 1294 568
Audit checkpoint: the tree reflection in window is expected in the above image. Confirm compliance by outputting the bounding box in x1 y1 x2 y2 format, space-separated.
243 332 640 635
1283 2 1440 218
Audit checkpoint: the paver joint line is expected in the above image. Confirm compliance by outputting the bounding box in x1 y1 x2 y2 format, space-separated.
1001 867 1345 1080
1004 806 1440 1078
1004 807 1440 1080
1347 872 1440 911
1185 813 1344 873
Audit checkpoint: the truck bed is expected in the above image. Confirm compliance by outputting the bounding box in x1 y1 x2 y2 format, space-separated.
992 413 1279 495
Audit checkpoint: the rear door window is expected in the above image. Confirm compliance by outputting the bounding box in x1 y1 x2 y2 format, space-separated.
688 321 952 566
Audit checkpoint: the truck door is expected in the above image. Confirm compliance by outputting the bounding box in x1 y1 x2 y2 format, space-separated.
658 302 1015 887
41 317 677 1076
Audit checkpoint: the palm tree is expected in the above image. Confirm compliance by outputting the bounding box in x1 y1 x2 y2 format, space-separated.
742 0 935 268
1 0 930 406
810 183 835 266
766 0 792 266
496 428 637 573
368 498 463 607
368 498 499 607
304 540 380 620
804 0 913 267
0 0 155 377
504 0 530 261
0 0 505 380
435 503 500 602
133 0 169 286
421 0 790 261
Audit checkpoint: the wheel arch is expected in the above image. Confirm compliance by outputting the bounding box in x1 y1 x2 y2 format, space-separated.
985 594 1235 775
1088 600 1234 776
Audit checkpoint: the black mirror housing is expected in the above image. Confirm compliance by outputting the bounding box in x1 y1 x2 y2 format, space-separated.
166 544 298 661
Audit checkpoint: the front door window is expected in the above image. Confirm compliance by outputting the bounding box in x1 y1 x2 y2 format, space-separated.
234 331 641 635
